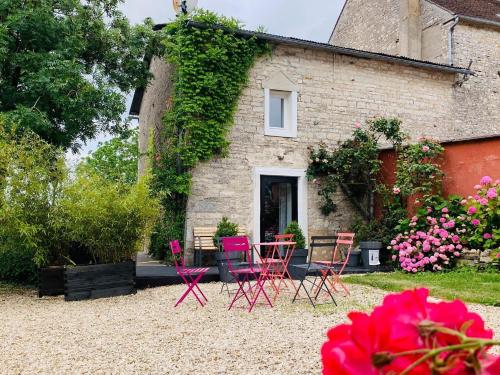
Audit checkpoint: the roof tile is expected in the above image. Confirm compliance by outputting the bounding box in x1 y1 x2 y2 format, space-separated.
430 0 500 23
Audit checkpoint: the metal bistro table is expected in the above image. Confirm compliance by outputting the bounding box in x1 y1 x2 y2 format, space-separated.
252 241 298 300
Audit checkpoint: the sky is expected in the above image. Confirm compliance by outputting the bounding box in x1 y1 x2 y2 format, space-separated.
70 0 346 162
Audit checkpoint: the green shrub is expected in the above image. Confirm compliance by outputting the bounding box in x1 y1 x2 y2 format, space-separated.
0 123 66 283
0 122 160 283
54 171 160 264
0 247 38 284
213 217 239 247
284 221 306 249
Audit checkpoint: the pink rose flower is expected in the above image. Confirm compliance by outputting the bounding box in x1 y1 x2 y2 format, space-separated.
468 206 477 214
483 233 492 239
393 187 401 194
422 145 430 152
354 122 361 129
441 207 449 213
453 251 460 257
486 188 497 199
460 199 467 205
474 184 482 190
480 176 493 185
471 219 480 226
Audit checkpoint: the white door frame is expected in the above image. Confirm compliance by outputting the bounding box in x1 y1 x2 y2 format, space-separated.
253 167 308 255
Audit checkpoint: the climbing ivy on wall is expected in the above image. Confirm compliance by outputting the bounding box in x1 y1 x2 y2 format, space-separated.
150 11 269 259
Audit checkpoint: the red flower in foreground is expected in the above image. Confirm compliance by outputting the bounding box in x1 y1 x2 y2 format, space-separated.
321 289 499 375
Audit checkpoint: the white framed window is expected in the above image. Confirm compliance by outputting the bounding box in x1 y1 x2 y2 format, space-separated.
264 88 297 138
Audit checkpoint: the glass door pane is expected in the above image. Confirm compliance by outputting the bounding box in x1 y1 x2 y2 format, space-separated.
260 176 298 244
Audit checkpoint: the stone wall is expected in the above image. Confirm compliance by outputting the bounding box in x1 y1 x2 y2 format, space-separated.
184 44 461 261
451 23 500 136
137 57 173 177
421 0 450 63
330 0 400 55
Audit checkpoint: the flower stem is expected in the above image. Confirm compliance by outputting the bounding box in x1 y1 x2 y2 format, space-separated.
399 340 500 375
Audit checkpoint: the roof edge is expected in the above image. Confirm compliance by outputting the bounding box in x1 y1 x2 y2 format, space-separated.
379 133 500 150
458 14 500 29
186 21 473 75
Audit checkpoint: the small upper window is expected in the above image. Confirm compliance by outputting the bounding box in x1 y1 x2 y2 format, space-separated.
269 91 286 129
263 71 298 138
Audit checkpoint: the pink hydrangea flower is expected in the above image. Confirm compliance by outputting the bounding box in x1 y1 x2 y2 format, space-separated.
422 145 430 152
468 206 477 214
480 176 493 185
486 188 497 199
478 198 489 206
393 187 401 194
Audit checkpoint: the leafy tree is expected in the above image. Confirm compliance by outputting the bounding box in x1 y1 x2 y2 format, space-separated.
0 0 163 150
81 128 138 184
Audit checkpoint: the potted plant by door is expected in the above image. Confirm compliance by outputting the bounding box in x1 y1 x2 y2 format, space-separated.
351 219 383 269
213 217 240 283
283 221 308 279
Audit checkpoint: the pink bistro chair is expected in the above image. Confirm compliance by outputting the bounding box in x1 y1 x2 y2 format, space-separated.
314 233 355 296
221 236 273 312
170 240 209 307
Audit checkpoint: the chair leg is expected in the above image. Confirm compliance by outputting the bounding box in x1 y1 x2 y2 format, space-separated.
175 273 206 307
292 276 316 308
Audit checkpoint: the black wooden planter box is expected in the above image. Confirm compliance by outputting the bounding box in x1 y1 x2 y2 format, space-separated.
64 261 136 301
38 266 65 297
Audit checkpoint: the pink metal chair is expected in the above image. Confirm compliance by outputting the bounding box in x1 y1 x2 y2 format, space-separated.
314 233 355 296
170 240 209 307
221 236 273 312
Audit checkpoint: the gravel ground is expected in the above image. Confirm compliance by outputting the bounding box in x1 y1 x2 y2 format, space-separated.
1 282 498 375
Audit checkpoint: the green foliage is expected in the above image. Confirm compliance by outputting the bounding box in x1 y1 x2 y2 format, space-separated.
344 269 500 306
54 171 159 264
284 221 306 249
394 139 444 198
81 128 139 184
0 0 163 150
213 217 239 247
0 121 66 278
150 11 269 257
0 123 159 283
307 117 406 217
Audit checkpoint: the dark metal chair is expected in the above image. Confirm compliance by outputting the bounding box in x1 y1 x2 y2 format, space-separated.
290 236 338 308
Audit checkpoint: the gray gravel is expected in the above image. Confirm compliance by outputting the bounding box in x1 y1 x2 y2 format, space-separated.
1 283 498 374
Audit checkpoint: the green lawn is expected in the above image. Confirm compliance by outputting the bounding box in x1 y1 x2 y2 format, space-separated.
344 269 500 306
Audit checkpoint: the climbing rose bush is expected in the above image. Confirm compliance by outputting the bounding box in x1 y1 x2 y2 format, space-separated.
321 289 500 375
390 207 467 272
463 177 500 254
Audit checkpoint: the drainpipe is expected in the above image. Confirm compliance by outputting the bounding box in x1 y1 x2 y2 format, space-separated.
447 16 459 66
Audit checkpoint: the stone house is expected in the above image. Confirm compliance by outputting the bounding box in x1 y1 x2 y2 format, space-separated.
130 1 499 262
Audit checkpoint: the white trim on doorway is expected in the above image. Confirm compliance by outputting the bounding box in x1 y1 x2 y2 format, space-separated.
252 167 308 256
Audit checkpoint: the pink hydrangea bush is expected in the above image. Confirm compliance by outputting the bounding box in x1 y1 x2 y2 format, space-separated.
390 202 467 272
463 176 500 254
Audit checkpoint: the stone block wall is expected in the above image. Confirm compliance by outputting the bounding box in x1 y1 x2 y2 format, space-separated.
329 0 400 55
137 57 173 177
452 23 500 136
184 44 462 261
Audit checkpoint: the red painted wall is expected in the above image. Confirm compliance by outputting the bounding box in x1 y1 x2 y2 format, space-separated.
378 137 500 206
